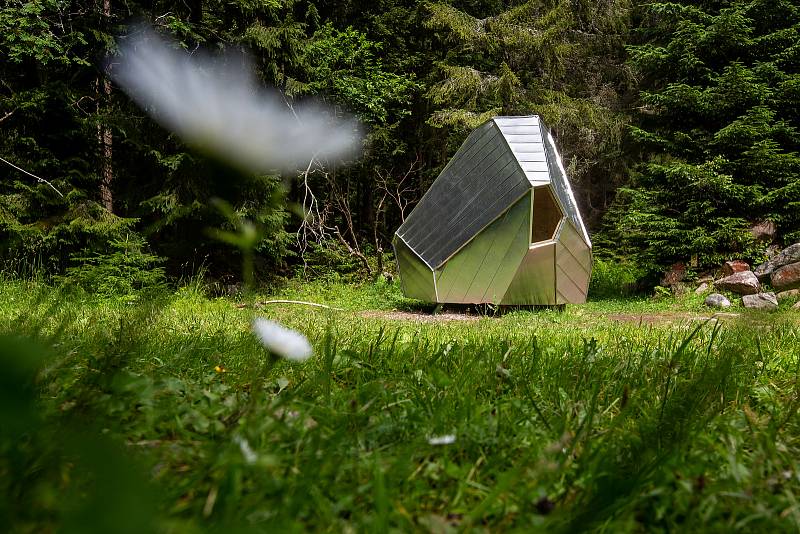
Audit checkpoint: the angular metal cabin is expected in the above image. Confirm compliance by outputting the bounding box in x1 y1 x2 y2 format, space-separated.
393 116 592 305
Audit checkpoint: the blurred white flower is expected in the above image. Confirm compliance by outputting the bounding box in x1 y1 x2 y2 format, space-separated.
428 434 456 446
109 24 360 173
252 318 312 362
234 435 257 464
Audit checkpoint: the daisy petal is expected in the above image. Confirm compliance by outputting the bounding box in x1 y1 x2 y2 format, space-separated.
252 318 313 362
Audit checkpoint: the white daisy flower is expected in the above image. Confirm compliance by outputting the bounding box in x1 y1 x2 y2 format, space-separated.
428 434 456 446
109 24 359 173
234 435 257 465
252 318 312 362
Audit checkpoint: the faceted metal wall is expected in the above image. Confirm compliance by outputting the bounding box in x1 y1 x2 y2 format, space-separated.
392 236 436 302
556 220 592 304
396 121 530 269
541 124 591 245
502 242 557 305
434 194 531 303
394 115 592 305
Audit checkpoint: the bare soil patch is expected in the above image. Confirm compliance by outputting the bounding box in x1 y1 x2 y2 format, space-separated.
603 312 740 325
359 309 743 324
359 310 482 322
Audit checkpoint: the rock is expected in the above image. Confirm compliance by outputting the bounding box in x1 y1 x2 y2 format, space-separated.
754 243 800 281
742 292 778 311
771 261 800 291
671 283 688 297
225 283 241 296
777 289 800 301
704 293 731 308
696 272 714 285
749 220 777 242
765 244 782 259
694 282 710 295
722 260 750 277
794 301 800 310
715 270 760 295
661 262 687 287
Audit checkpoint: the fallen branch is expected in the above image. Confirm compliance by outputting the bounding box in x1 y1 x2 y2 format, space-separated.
0 155 64 198
257 299 344 311
0 110 16 124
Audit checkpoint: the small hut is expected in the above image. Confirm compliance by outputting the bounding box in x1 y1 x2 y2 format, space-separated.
393 116 591 305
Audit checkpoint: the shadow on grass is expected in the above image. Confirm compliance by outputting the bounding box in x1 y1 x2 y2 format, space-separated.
392 298 568 317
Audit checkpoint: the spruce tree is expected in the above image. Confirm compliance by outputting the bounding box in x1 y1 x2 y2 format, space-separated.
601 0 800 275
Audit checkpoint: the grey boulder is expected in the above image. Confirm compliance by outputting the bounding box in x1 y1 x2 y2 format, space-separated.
754 243 800 281
705 293 731 308
742 292 778 311
722 260 750 277
694 282 710 295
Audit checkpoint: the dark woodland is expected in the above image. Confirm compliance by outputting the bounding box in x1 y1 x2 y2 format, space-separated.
2 0 799 285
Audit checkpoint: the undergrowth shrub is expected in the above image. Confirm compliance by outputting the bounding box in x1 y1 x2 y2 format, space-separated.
59 234 166 298
293 240 369 282
0 193 141 279
588 257 646 299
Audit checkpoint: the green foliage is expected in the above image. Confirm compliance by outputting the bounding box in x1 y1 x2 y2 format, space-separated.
132 163 292 281
423 0 633 228
1 0 798 286
0 194 144 278
292 240 367 281
240 0 309 86
588 257 645 299
303 23 419 125
60 233 166 298
1 0 299 285
0 328 163 531
601 0 800 272
279 275 407 309
0 0 89 66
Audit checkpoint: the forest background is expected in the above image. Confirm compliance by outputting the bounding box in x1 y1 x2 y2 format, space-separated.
2 0 799 291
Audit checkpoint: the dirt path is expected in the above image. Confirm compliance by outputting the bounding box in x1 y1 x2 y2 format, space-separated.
360 310 482 322
602 312 741 325
359 309 743 324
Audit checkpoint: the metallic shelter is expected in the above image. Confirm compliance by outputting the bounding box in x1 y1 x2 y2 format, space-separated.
393 116 592 305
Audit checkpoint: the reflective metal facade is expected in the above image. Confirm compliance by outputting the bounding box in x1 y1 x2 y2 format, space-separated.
393 236 436 302
502 242 557 305
556 220 592 304
435 194 531 303
396 121 530 269
394 115 592 305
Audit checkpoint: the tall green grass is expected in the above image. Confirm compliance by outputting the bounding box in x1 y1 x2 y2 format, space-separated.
2 280 799 532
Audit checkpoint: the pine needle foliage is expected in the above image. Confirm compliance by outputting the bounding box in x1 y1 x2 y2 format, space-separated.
601 0 800 274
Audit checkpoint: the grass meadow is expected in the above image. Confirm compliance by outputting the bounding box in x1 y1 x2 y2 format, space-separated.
2 277 800 532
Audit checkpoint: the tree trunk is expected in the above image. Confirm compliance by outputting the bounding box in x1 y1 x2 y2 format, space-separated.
98 0 114 212
188 0 203 24
359 170 374 239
